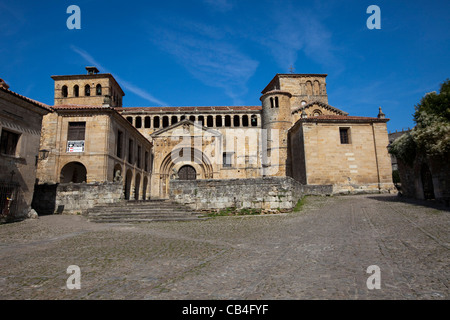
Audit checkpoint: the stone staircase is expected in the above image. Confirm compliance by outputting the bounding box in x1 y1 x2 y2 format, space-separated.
86 199 207 223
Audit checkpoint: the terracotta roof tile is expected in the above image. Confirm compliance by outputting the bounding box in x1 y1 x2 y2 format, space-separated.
300 115 389 122
115 106 262 113
52 104 112 110
0 87 53 112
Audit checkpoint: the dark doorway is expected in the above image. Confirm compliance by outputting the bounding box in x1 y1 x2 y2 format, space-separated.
178 165 197 180
421 164 435 200
125 170 133 200
60 162 87 183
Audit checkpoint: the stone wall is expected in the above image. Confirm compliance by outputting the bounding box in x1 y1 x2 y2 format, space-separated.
397 153 450 204
32 182 124 215
0 88 49 220
169 177 332 211
290 120 396 194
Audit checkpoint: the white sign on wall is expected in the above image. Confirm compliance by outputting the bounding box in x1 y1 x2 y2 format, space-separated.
67 140 85 153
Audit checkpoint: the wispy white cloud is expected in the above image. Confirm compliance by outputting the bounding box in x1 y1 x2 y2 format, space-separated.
150 20 258 105
70 45 167 106
256 2 343 73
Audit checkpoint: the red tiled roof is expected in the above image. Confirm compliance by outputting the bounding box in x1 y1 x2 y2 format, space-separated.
0 87 53 112
52 104 112 110
115 106 262 113
300 115 389 122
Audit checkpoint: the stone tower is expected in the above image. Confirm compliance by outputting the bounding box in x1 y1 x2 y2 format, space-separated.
260 88 292 177
51 66 125 107
262 73 328 114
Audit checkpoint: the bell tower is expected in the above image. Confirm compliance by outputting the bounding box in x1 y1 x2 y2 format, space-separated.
260 89 292 177
51 66 125 107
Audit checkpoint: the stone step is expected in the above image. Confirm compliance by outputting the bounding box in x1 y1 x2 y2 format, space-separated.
89 217 207 223
88 208 194 214
89 212 199 219
86 198 205 223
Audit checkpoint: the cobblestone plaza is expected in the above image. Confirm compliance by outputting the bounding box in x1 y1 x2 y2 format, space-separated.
0 194 448 300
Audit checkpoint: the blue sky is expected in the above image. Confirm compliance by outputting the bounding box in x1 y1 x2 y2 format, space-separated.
0 0 449 132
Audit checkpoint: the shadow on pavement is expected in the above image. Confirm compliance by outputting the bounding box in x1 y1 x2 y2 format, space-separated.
367 194 450 212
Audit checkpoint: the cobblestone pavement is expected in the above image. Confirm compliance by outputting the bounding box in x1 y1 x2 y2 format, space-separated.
0 194 448 300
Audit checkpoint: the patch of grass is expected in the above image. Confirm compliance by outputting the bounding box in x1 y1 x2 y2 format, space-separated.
207 207 262 217
293 196 307 212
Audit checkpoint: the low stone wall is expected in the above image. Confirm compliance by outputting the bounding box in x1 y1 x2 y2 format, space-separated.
397 153 450 204
169 177 333 211
32 182 124 215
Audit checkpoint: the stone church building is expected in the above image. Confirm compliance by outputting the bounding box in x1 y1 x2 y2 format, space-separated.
34 67 395 213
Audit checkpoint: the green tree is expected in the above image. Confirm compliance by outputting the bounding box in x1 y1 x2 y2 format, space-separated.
389 79 450 163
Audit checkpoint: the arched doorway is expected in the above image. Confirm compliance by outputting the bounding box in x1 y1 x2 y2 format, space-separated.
135 174 141 200
421 163 435 200
178 165 197 180
124 169 133 200
142 176 148 200
60 162 87 183
158 147 214 198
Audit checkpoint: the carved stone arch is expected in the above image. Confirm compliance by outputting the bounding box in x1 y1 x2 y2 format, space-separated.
312 109 322 116
158 147 214 198
305 81 313 95
60 161 87 183
313 80 320 95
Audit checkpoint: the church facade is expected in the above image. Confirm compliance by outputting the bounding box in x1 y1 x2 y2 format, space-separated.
36 67 395 209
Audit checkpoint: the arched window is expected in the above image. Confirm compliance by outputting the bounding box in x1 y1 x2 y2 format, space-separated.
225 115 231 127
126 117 133 125
73 85 79 97
270 97 274 108
62 85 68 98
135 116 142 128
242 115 249 127
216 115 222 127
198 116 204 126
275 97 279 108
313 80 320 95
251 115 258 127
233 115 240 127
171 116 178 125
189 115 196 122
312 109 322 117
207 115 214 127
96 84 102 96
306 81 312 95
85 84 90 96
180 115 186 121
153 116 160 129
162 116 169 128
144 116 151 128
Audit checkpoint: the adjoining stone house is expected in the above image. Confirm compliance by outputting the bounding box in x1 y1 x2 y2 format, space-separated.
34 69 152 214
31 68 395 213
0 79 51 221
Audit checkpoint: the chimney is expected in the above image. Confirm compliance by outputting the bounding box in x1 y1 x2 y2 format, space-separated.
377 106 385 119
0 78 10 90
86 66 99 75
